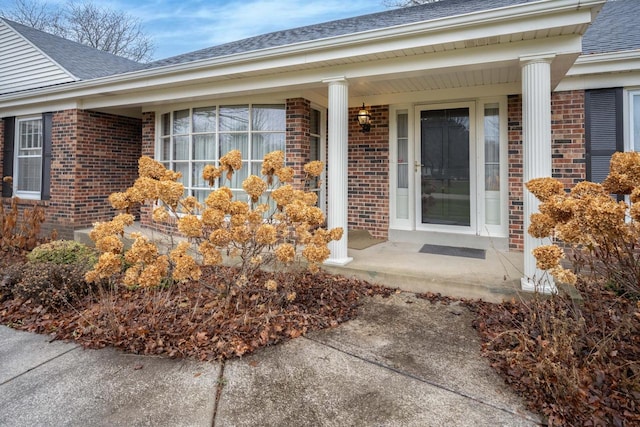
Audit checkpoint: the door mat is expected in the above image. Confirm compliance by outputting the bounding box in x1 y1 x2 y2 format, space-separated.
419 244 486 259
348 229 386 250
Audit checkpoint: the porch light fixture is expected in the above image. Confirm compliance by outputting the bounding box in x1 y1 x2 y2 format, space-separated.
356 103 372 133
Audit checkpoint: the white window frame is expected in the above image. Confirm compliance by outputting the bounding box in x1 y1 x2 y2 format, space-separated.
626 88 640 152
13 116 43 200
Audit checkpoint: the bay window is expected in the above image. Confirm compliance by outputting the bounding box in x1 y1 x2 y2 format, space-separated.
158 104 285 204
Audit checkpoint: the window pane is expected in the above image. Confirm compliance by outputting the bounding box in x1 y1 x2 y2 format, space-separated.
193 134 215 160
220 106 248 132
252 105 285 131
173 110 190 134
161 113 171 136
220 133 248 158
192 162 210 188
397 112 409 190
484 104 501 226
173 135 189 160
484 105 500 164
173 162 190 187
17 157 41 192
221 167 248 190
310 136 320 162
19 119 42 150
252 133 285 160
193 107 216 133
310 109 321 135
397 112 408 139
193 190 209 207
160 137 171 161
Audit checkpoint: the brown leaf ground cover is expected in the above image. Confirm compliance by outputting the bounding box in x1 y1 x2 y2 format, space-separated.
467 282 640 426
2 250 638 425
0 254 392 360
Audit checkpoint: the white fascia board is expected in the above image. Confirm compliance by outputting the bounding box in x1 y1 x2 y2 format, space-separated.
0 0 602 110
80 36 582 111
0 100 79 118
566 50 640 76
556 50 640 91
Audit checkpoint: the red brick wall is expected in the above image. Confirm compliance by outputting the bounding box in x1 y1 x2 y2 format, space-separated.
551 90 586 188
286 98 311 185
507 90 586 251
508 95 524 251
348 105 389 239
140 111 158 230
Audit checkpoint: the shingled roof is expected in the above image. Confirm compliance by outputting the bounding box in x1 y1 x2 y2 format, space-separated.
2 18 144 79
2 0 638 83
583 0 640 55
146 0 536 69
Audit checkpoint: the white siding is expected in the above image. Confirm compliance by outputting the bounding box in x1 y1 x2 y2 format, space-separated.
0 21 75 95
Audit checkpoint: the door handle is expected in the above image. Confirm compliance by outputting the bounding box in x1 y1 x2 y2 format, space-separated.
414 161 424 172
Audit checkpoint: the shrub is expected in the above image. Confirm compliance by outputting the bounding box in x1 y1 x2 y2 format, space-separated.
27 240 98 267
85 151 343 294
0 263 24 302
0 196 55 253
527 152 640 297
7 262 92 308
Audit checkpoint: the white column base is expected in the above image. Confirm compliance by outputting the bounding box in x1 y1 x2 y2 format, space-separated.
521 277 557 294
324 256 354 266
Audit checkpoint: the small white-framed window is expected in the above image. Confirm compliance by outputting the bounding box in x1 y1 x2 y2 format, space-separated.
477 97 508 237
158 104 285 206
627 89 640 151
14 116 43 199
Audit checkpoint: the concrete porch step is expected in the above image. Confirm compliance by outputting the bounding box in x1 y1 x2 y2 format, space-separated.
74 226 523 303
322 241 524 303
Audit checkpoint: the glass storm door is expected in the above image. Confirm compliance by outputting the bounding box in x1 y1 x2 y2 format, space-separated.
418 107 471 227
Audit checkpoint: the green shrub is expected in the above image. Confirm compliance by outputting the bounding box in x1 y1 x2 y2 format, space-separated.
10 262 93 308
27 240 98 267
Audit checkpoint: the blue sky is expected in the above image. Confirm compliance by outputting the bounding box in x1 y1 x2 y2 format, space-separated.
0 0 390 60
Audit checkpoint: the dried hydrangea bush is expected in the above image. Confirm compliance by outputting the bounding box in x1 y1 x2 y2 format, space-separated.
86 150 342 294
527 151 640 296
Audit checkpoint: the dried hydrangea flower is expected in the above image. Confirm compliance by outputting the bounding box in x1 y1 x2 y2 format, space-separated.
532 245 564 271
304 161 324 177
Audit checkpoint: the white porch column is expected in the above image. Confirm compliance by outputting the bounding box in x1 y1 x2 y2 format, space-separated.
323 77 353 266
520 55 556 293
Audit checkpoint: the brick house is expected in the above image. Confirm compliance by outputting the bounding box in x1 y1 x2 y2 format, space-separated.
0 0 638 291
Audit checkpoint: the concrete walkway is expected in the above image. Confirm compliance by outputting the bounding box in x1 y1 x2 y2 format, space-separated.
0 293 541 427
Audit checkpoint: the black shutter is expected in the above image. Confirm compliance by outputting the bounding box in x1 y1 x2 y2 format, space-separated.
585 88 623 183
41 113 52 200
2 117 15 197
